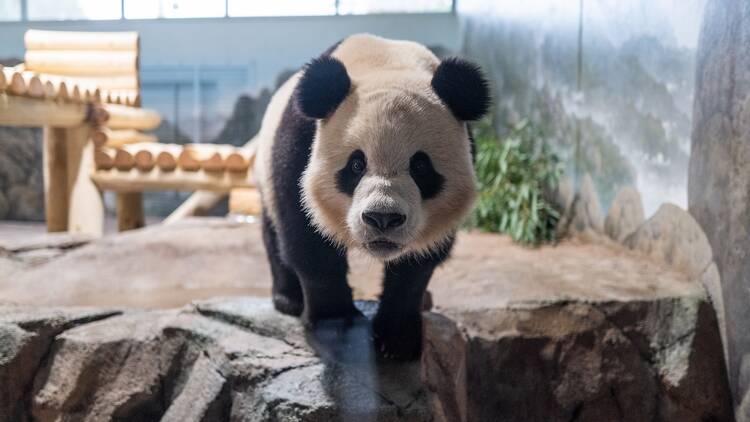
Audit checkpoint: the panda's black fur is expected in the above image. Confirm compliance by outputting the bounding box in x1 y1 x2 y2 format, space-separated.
262 38 488 361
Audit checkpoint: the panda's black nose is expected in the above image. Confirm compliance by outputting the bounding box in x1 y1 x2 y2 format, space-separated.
362 212 406 231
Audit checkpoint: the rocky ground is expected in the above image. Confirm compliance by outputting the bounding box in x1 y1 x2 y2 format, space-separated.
0 218 695 310
0 209 735 421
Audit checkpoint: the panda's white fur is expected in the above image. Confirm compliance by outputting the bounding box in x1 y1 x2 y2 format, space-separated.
255 34 476 261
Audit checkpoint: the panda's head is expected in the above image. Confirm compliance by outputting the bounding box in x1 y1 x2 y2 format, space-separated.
298 55 490 261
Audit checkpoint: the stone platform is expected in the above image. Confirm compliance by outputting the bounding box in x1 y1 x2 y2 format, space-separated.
0 214 734 421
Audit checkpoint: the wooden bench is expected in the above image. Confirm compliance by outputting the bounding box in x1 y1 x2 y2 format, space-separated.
0 29 259 236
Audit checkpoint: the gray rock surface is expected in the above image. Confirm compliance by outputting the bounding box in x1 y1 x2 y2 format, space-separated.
0 127 44 221
625 203 713 279
689 0 750 416
557 173 605 237
554 175 574 213
605 186 645 243
0 191 9 220
425 297 733 422
0 293 732 421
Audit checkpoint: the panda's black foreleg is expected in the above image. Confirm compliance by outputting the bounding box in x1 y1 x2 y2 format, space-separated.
280 224 369 362
374 236 454 361
261 213 304 316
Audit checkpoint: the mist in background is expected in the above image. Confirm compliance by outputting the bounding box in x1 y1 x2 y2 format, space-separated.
458 0 706 215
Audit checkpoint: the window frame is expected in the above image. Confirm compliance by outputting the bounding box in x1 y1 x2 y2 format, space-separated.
10 0 454 22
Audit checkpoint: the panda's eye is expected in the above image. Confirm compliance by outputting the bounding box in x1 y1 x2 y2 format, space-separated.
350 157 365 174
412 160 428 176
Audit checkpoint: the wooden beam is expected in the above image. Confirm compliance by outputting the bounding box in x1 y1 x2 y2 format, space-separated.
0 94 88 127
92 128 157 148
24 50 138 76
91 168 255 193
40 74 138 92
42 127 69 232
116 192 144 231
25 30 139 51
104 103 161 130
65 126 104 236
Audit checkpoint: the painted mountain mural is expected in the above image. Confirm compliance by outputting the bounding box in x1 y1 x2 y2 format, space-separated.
458 0 705 214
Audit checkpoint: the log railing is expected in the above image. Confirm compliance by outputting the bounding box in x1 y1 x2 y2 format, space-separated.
1 30 260 236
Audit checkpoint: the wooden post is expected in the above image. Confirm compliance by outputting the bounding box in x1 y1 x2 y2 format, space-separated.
42 127 69 232
229 188 261 216
116 192 144 231
65 125 104 236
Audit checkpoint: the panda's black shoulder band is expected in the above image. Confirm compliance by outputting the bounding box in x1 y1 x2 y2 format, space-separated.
431 57 490 121
294 56 351 119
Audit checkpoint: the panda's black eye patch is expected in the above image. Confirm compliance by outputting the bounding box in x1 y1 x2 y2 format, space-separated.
410 151 444 200
336 150 366 196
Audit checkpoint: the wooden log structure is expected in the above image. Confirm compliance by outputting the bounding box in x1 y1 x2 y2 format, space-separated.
114 149 136 171
116 192 144 231
6 29 267 234
164 141 258 223
0 94 88 127
24 50 139 77
25 29 139 51
1 66 27 95
94 143 254 174
91 167 255 193
92 128 157 148
104 104 161 130
229 188 262 216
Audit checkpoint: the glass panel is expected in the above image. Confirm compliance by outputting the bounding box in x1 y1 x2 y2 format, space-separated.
228 0 336 17
125 0 225 19
338 0 452 14
0 0 21 21
28 0 121 20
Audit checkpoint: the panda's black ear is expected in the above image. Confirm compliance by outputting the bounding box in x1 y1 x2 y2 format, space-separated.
431 57 490 121
294 56 351 119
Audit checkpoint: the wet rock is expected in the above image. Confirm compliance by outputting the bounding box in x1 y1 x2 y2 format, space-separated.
624 203 712 279
605 186 645 243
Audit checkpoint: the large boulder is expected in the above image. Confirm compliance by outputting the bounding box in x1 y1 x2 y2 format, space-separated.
0 293 733 421
605 186 645 243
424 297 733 422
625 203 713 279
0 305 121 422
689 0 750 415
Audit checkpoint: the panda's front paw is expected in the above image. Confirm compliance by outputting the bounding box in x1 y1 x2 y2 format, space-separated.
373 312 423 361
273 293 304 317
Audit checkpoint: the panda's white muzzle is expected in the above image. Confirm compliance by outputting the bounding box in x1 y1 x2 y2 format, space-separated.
347 173 423 260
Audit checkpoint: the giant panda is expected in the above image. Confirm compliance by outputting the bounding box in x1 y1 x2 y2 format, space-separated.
254 34 490 361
